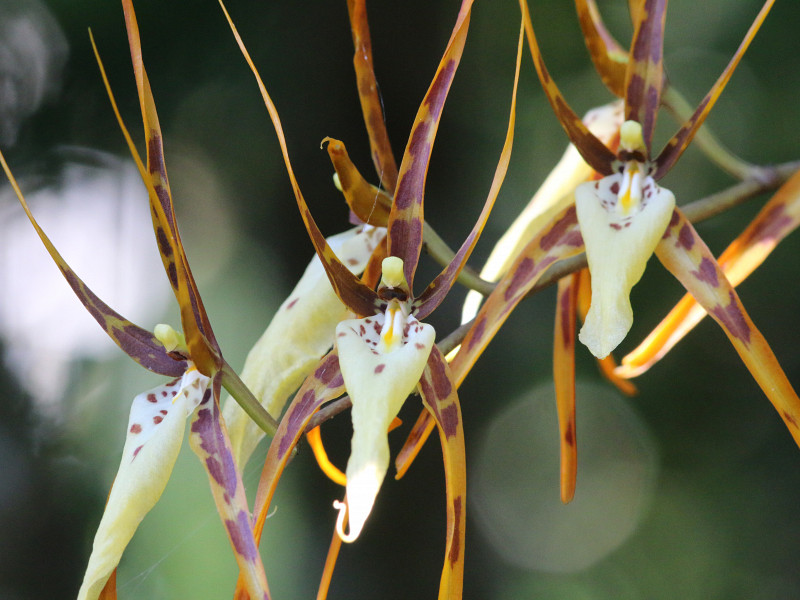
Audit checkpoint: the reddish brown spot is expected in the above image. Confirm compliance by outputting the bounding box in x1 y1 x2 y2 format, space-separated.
448 495 463 565
129 423 142 434
467 316 486 352
347 258 359 266
430 354 452 400
783 411 799 429
564 421 575 447
374 364 386 374
742 203 794 246
425 59 457 122
167 262 179 289
559 288 574 344
280 388 319 457
286 298 298 310
609 181 620 195
710 291 751 345
315 353 341 385
147 393 158 403
153 416 163 424
439 403 460 439
540 207 578 251
691 257 719 288
224 510 259 562
156 226 173 258
676 223 695 250
504 258 534 301
132 445 143 459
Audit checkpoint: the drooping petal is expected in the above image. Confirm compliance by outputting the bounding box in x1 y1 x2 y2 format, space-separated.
417 347 466 600
461 100 624 323
553 274 578 503
387 0 474 289
575 0 628 97
345 0 399 192
623 0 667 150
78 369 210 600
518 0 617 175
218 0 380 317
619 168 800 377
223 225 385 467
188 376 270 600
397 206 585 477
0 148 185 377
335 307 435 541
414 22 524 320
654 0 775 179
655 209 800 448
575 172 675 358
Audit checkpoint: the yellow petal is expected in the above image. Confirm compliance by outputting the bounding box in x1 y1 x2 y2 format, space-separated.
78 369 210 600
576 173 675 358
223 225 384 467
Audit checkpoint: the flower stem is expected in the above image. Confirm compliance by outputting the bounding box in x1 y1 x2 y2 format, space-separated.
220 362 278 436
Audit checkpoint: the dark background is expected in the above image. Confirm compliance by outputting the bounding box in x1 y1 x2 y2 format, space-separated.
2 0 800 598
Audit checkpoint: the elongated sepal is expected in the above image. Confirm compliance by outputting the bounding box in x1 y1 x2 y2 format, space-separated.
418 346 466 599
335 308 435 540
553 275 578 503
77 369 210 600
655 209 800 448
575 0 628 96
223 225 384 467
188 376 270 599
576 174 675 358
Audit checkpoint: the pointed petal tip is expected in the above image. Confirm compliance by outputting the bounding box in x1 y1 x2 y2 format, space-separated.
335 464 383 543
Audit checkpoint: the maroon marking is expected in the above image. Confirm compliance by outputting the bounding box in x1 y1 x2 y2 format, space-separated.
147 135 168 179
742 203 794 246
167 262 179 289
190 403 239 498
133 445 143 459
424 59 457 122
691 257 719 288
610 223 623 231
160 409 168 415
439 403 460 439
130 423 142 434
286 298 298 310
374 364 386 374
783 410 799 429
156 226 173 258
504 258 534 302
415 342 425 350
429 353 453 401
466 316 486 352
559 287 574 344
564 421 575 447
609 181 620 195
314 354 341 385
224 510 259 562
710 290 751 345
280 388 319 457
448 495 463 564
347 258 359 266
153 416 163 424
389 216 423 257
540 207 578 251
676 224 694 250
147 393 158 403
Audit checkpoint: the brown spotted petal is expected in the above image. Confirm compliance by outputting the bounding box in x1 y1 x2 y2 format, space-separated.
623 0 667 150
77 368 209 600
575 0 628 97
519 0 617 175
417 346 466 600
0 150 185 377
388 0 474 289
553 274 578 503
334 305 435 541
188 376 270 599
619 169 800 377
655 209 800 448
653 0 775 179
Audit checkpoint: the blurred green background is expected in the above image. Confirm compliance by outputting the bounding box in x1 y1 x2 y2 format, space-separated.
2 0 800 598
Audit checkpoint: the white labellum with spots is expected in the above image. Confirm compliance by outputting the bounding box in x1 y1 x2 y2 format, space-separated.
334 303 435 542
78 367 211 600
576 171 675 359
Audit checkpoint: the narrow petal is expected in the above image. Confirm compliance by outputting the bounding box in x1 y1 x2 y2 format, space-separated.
620 168 800 377
0 148 185 377
388 0 474 289
188 376 270 600
655 209 800 447
345 0 399 192
623 0 667 149
575 173 675 358
218 0 380 317
78 370 209 600
461 100 624 323
575 0 628 97
397 206 585 477
223 225 385 467
414 22 524 320
654 0 775 178
250 351 346 545
335 309 435 540
518 0 617 175
418 347 467 600
553 274 578 503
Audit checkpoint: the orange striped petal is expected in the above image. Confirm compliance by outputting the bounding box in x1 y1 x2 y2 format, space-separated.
655 209 800 448
553 274 578 503
575 0 628 97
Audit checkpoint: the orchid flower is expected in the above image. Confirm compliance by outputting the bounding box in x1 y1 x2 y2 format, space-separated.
1 2 278 598
218 0 523 596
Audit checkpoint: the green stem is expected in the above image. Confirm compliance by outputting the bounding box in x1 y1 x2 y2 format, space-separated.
220 362 278 436
422 222 496 295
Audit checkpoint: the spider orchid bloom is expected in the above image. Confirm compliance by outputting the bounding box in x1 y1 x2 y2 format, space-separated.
1 3 277 598
219 0 521 594
223 223 385 468
521 0 775 359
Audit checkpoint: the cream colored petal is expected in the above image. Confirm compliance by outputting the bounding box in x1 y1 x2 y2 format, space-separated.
462 100 624 323
223 225 384 467
78 368 210 600
576 174 675 358
335 310 435 541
